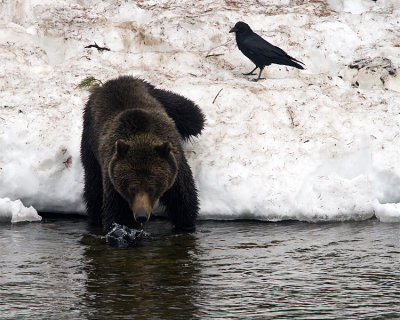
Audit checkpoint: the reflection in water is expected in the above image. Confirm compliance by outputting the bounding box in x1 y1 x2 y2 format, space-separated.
0 219 88 319
0 217 399 319
82 220 200 319
192 220 400 319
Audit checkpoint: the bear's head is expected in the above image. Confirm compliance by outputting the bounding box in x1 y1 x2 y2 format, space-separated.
108 138 178 224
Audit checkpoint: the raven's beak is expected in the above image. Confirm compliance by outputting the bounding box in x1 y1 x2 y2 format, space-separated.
229 27 237 33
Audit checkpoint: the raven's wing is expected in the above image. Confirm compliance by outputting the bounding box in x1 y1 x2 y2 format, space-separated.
241 33 304 69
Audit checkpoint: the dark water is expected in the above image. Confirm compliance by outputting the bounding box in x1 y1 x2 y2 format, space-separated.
0 217 399 320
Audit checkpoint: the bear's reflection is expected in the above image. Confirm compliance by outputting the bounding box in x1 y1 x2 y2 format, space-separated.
82 220 200 319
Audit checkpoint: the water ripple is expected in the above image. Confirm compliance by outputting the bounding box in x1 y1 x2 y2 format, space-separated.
0 218 399 319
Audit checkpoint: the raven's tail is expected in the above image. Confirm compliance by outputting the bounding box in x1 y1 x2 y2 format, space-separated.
286 56 305 70
274 55 305 70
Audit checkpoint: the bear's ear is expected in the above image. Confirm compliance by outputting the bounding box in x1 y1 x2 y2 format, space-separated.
155 142 172 159
115 140 130 158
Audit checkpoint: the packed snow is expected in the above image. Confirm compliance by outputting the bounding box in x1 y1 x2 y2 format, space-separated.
0 198 41 223
1 0 400 223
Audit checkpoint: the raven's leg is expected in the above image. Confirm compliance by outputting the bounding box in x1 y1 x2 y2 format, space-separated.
252 67 265 82
243 66 258 76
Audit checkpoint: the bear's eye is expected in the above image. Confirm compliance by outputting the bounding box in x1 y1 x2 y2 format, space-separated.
129 186 138 195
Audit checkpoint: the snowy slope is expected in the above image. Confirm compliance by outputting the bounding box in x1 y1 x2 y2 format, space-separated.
1 0 400 223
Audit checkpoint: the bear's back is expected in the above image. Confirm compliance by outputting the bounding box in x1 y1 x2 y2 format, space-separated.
84 76 181 161
90 76 163 118
85 76 173 140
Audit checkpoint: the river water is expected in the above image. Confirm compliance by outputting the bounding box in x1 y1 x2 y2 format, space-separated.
0 216 399 319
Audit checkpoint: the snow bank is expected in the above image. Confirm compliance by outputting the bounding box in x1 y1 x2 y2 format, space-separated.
0 198 41 223
1 0 400 223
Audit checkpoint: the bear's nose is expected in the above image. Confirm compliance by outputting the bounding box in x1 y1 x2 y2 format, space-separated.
134 208 149 224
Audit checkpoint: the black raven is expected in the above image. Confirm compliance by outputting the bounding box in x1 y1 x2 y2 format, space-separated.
229 21 305 81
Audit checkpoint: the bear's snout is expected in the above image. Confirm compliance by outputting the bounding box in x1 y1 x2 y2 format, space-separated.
132 192 152 224
135 207 148 224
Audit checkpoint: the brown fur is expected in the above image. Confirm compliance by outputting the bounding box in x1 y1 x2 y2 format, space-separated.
81 76 204 231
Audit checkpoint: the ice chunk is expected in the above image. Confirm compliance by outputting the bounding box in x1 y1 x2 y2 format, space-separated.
0 198 41 223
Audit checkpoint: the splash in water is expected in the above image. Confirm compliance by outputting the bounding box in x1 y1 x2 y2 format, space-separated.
105 223 148 247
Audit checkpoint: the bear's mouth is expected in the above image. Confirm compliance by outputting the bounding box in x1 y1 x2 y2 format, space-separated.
132 191 152 224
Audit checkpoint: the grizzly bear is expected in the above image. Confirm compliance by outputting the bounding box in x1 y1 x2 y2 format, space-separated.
80 76 205 231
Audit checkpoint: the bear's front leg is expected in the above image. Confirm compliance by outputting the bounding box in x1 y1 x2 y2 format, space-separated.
161 158 199 231
101 179 135 231
81 138 104 226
